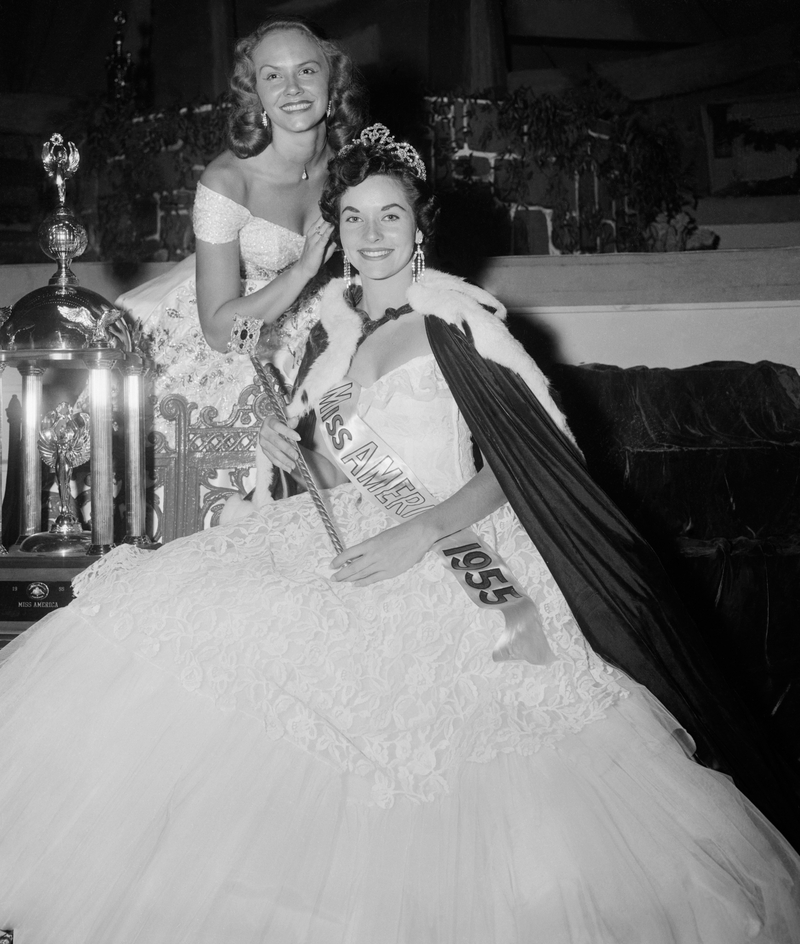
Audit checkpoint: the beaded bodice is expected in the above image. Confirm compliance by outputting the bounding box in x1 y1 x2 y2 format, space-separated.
192 182 306 280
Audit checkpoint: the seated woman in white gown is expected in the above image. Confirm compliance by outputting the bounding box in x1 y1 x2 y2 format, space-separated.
116 15 366 437
0 127 799 944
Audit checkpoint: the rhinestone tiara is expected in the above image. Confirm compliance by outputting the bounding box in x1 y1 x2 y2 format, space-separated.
337 123 427 180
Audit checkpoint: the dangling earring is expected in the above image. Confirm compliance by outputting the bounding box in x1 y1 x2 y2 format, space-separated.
412 232 425 283
326 100 333 120
261 108 270 129
343 255 352 287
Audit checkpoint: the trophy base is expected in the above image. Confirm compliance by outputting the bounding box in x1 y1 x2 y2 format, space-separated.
123 534 161 550
17 530 94 557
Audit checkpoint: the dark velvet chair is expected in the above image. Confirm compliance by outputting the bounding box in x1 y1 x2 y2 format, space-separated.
549 360 800 771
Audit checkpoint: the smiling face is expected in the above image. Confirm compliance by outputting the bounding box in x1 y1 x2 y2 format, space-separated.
252 29 330 133
338 175 421 287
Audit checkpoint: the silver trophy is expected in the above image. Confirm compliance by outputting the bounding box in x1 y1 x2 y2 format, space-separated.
18 402 92 555
39 133 87 290
0 132 147 558
0 133 130 352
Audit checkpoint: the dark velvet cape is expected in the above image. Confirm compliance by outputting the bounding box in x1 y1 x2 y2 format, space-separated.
425 316 800 849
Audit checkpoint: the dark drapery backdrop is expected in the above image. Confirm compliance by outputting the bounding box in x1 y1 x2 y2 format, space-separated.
0 0 433 107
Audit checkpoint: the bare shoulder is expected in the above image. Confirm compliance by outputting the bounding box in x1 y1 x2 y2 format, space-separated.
200 152 247 204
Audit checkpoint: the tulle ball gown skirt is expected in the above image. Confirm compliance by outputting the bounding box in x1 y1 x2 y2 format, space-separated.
0 486 798 943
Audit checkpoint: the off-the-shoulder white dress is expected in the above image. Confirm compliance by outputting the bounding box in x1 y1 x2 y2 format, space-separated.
116 182 317 437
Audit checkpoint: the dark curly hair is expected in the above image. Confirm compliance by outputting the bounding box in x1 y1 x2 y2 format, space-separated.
319 142 438 247
227 15 367 159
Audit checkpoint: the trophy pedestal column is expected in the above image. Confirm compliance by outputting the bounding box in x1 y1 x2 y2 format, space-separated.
88 360 115 555
122 363 151 546
18 364 45 540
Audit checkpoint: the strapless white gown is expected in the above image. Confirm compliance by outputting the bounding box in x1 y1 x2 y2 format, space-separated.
0 357 798 943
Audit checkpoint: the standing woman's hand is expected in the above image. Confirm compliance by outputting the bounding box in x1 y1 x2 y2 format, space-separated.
297 215 335 280
195 186 336 353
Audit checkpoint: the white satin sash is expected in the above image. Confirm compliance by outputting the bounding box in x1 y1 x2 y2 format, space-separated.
316 378 555 666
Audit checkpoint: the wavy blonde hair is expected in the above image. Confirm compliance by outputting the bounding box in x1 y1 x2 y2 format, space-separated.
227 15 367 159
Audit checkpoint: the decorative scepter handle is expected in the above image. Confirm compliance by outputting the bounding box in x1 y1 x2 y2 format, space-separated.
251 356 345 555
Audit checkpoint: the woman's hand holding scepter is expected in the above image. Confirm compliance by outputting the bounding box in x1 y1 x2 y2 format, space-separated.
250 356 346 555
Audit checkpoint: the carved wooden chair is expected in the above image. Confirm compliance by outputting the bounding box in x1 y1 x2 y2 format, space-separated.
148 382 268 543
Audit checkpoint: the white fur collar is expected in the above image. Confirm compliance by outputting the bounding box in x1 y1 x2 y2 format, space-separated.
285 281 362 419
287 269 573 441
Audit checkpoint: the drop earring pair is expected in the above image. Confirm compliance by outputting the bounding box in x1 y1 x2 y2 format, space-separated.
412 233 425 283
345 243 424 286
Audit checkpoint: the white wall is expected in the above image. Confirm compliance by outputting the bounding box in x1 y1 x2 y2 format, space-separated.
478 247 800 371
503 300 800 371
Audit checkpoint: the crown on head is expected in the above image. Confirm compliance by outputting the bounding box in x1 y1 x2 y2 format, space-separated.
338 123 427 180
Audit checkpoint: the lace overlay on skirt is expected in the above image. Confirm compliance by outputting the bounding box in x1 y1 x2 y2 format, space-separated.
73 357 627 807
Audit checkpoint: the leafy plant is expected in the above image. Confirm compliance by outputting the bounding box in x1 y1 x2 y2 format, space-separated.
67 76 700 261
425 77 695 254
70 96 228 262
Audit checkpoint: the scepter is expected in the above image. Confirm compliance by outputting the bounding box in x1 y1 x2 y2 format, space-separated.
250 356 345 555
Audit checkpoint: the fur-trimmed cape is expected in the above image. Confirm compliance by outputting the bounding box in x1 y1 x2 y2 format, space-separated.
251 269 800 845
285 270 574 445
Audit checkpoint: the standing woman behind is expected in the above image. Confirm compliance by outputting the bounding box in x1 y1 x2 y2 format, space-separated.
117 15 367 424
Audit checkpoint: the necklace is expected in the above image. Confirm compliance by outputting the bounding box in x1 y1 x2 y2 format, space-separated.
359 304 413 344
270 137 328 182
300 135 328 182
344 285 412 344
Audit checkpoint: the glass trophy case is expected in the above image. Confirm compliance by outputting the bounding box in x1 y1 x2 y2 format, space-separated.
0 134 152 642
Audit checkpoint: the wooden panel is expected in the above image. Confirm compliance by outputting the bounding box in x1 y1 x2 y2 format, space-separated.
0 94 73 135
477 247 800 308
506 0 718 44
697 196 800 226
507 68 572 95
595 22 797 100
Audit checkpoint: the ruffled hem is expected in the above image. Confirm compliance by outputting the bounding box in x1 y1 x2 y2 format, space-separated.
0 621 798 944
